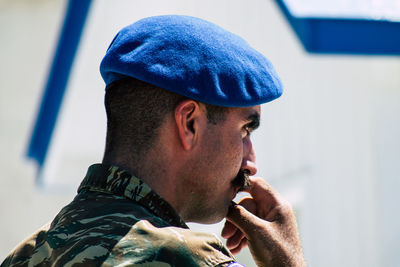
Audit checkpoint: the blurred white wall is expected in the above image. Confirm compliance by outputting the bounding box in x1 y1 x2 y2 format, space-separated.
1 0 399 266
0 0 75 257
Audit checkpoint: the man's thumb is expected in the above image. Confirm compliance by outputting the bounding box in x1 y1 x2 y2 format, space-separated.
226 202 263 237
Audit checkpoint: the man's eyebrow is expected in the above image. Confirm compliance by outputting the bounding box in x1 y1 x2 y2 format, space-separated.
245 113 260 131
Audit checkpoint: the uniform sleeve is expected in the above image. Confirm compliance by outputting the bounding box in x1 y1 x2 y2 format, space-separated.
1 223 51 267
102 220 237 267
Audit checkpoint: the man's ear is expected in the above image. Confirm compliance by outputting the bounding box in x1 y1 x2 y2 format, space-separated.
174 100 205 150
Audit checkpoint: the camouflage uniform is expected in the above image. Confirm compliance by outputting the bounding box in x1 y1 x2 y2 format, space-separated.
1 164 240 267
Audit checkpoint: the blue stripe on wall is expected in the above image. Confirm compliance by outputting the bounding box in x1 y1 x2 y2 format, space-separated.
27 0 92 177
275 0 400 55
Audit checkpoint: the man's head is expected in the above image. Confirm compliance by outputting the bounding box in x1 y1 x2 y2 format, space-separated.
100 15 282 224
103 77 259 223
103 77 228 169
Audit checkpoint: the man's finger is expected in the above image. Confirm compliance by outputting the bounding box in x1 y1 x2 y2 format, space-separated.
221 220 237 239
229 238 248 255
226 202 266 239
247 177 279 203
225 228 245 250
223 197 257 238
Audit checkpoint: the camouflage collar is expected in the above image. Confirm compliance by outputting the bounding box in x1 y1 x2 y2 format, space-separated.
78 164 188 229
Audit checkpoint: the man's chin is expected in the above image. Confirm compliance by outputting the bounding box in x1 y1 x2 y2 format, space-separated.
195 213 225 224
187 207 228 224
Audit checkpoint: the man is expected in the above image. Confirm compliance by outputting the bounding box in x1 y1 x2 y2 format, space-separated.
2 15 305 266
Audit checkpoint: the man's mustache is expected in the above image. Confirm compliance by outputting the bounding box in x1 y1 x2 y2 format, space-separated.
231 169 251 191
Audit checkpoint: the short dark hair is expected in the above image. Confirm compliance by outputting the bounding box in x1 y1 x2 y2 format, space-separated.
104 77 227 159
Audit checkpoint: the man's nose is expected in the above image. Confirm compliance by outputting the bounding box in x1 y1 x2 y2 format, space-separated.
242 140 257 176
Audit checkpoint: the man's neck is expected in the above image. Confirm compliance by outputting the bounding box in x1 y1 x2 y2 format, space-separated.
102 151 188 220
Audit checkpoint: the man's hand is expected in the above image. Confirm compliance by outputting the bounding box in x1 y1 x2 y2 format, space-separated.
222 177 305 267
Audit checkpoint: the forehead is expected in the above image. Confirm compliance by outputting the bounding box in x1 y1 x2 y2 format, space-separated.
227 105 261 121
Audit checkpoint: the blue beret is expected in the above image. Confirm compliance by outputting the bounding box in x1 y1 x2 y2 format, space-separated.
100 15 283 107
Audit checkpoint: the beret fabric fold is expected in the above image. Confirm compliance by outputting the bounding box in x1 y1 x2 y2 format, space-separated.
100 15 283 107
